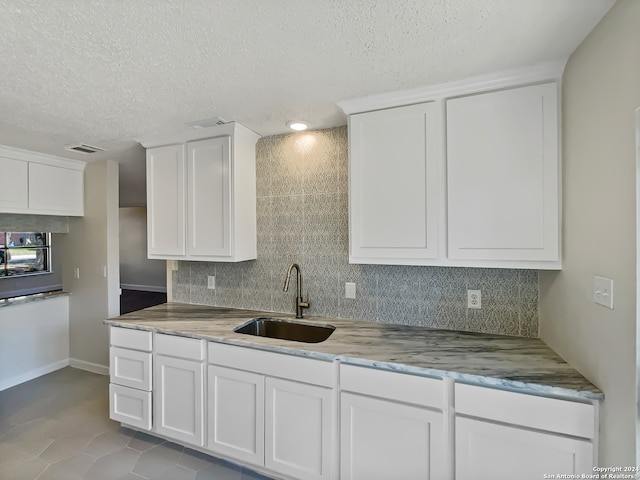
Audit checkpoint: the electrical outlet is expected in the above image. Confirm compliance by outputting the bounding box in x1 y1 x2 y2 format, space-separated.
467 290 481 309
207 276 216 290
593 276 614 309
345 282 356 299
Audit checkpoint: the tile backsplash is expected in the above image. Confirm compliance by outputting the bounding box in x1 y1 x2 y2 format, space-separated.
173 126 538 337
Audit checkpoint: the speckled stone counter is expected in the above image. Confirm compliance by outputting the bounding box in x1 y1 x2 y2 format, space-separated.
0 290 67 308
105 303 602 401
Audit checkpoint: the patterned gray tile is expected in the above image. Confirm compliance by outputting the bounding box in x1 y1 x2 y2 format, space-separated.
519 277 539 305
241 258 273 312
215 263 244 307
169 126 539 337
272 195 305 256
303 150 339 195
520 303 539 337
270 138 304 197
378 298 421 326
256 196 275 256
255 138 274 198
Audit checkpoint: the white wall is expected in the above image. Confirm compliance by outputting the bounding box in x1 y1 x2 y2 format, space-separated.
61 160 120 373
539 0 640 466
119 207 166 292
0 295 69 391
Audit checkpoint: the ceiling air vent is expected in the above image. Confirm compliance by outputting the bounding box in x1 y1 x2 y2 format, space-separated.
65 144 105 154
187 117 229 129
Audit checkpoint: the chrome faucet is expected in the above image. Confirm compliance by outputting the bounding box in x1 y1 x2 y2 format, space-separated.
283 263 309 318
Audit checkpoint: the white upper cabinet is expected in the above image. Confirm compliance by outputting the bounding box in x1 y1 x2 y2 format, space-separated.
139 122 259 262
446 83 559 265
340 62 563 269
0 156 28 211
349 102 442 263
187 137 231 257
146 144 186 257
0 145 85 216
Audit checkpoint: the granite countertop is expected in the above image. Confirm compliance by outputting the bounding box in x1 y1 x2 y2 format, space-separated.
105 302 602 401
0 290 68 308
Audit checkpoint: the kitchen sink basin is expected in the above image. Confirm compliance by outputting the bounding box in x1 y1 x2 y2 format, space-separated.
233 317 335 343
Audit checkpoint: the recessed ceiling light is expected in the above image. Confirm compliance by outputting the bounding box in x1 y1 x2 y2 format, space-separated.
286 121 308 131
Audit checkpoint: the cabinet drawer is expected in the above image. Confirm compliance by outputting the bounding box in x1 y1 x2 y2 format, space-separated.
109 383 152 430
455 383 595 439
208 342 333 388
156 333 205 361
341 364 442 409
110 347 152 391
110 327 152 351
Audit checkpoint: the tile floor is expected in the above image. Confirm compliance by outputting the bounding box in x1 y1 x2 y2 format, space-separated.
0 367 274 480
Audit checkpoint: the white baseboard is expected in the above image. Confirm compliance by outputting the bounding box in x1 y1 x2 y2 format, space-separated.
69 358 109 376
121 284 167 293
0 359 69 392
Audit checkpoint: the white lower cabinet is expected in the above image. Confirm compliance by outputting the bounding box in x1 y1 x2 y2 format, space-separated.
265 377 332 480
207 365 265 466
456 417 593 480
454 383 596 480
107 328 599 480
154 334 205 447
155 355 204 446
207 342 334 480
340 364 446 480
109 327 153 431
109 383 152 430
341 393 444 480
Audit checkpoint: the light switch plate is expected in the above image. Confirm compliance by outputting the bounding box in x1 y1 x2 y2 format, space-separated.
345 282 356 299
207 275 215 290
593 276 614 309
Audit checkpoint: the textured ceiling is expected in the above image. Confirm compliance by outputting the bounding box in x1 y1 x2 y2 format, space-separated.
0 0 614 206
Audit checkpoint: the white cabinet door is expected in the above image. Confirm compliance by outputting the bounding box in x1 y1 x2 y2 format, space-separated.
109 383 152 431
456 417 593 480
0 157 28 212
341 392 445 480
146 144 186 257
28 162 84 216
187 136 231 257
265 377 332 480
207 365 265 466
154 355 204 446
446 83 559 263
349 101 441 264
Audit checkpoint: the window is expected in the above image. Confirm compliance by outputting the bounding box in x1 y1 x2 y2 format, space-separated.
0 232 51 278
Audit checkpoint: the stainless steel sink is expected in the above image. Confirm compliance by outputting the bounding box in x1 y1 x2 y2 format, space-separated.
233 317 335 343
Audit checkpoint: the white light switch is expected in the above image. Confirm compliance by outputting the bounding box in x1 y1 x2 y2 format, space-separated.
345 282 356 299
593 276 614 309
74 267 80 280
207 275 216 290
